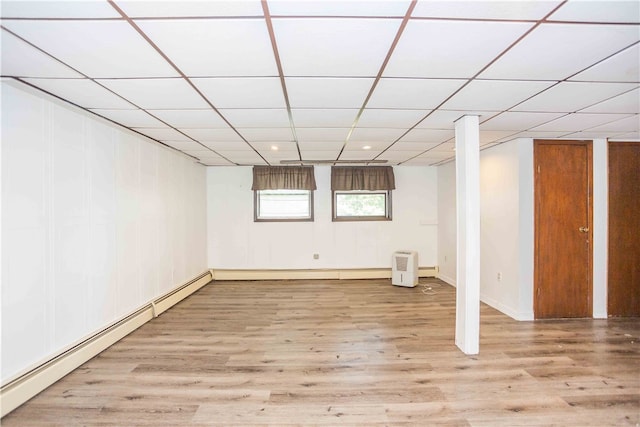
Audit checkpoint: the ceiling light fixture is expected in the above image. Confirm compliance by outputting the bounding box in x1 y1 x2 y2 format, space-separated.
271 145 279 151
362 145 371 150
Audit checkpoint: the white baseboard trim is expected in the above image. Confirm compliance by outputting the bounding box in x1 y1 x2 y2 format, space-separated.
437 273 456 287
210 267 438 281
593 310 608 319
480 293 534 321
0 270 213 418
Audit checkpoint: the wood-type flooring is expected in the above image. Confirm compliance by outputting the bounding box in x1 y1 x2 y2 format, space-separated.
3 278 639 426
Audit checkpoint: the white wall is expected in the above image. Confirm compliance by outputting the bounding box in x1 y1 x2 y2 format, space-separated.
437 160 457 285
1 80 207 383
207 165 437 269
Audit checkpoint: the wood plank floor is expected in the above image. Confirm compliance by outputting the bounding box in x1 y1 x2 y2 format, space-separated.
3 278 639 426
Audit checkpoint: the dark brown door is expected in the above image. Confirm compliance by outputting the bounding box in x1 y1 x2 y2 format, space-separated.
535 140 592 319
608 141 640 317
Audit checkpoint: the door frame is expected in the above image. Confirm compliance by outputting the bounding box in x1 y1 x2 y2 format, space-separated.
534 139 593 319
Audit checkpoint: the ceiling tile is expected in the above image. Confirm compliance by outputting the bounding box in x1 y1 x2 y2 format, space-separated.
531 113 633 131
416 110 495 129
610 131 640 140
219 109 290 128
1 1 120 18
181 128 245 142
367 78 465 109
564 130 628 139
570 44 640 83
480 23 640 80
299 149 342 159
513 82 639 113
260 150 301 162
349 127 406 142
215 150 267 164
549 0 640 23
23 78 135 109
357 109 428 128
268 0 412 16
161 141 207 151
2 21 179 78
273 18 401 76
339 150 383 160
286 78 374 108
136 19 277 76
97 78 209 109
481 111 567 130
585 115 639 132
292 109 359 128
385 20 533 78
399 128 454 143
236 128 294 142
390 141 440 151
90 109 165 128
580 88 640 114
296 128 350 143
298 141 346 151
512 130 573 139
1 29 83 78
411 0 562 20
442 80 554 111
345 140 393 150
133 127 192 141
201 141 254 151
479 130 520 144
115 0 264 17
147 109 228 128
251 141 298 151
192 78 286 108
377 150 427 161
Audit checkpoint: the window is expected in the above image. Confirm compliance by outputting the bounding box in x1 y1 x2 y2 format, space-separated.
331 166 395 221
252 166 316 222
333 190 392 221
255 189 313 221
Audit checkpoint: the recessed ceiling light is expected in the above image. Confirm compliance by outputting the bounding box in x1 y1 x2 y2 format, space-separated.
271 145 279 151
363 145 371 150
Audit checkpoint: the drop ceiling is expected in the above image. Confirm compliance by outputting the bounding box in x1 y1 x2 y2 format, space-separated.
1 0 638 166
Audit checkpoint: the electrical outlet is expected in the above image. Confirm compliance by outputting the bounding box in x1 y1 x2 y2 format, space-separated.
313 253 319 260
497 272 502 281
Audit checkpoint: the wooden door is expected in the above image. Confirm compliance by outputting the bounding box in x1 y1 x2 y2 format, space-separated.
534 140 592 319
608 141 640 317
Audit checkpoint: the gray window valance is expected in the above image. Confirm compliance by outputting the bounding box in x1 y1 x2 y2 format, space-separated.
251 166 317 191
331 166 395 191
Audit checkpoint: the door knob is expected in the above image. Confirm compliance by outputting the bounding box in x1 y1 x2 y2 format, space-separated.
579 226 589 232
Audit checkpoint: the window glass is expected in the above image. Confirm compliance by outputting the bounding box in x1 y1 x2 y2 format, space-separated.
333 191 391 221
255 189 313 221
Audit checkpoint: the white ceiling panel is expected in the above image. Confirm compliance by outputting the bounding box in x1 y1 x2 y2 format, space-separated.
161 141 207 151
1 30 83 78
136 19 277 76
133 127 192 142
97 78 209 109
399 128 454 143
390 141 440 151
2 21 179 78
377 150 426 161
201 141 254 151
90 109 165 128
442 80 554 111
479 130 519 144
339 150 384 160
251 141 298 151
237 128 294 142
513 82 639 113
481 111 567 130
183 149 220 158
345 140 394 150
531 113 633 132
385 20 533 78
585 115 639 132
579 88 640 114
296 128 350 142
182 128 245 142
416 110 495 129
115 0 264 17
565 130 629 139
570 44 640 83
1 1 120 18
481 23 640 80
292 109 359 128
273 18 401 76
610 131 640 140
512 130 573 139
298 141 346 151
299 149 342 159
268 0 412 16
549 0 640 23
259 149 300 161
411 0 562 20
286 78 374 108
215 150 267 164
368 78 465 109
23 78 135 109
192 78 286 108
349 127 406 142
357 109 427 128
220 109 290 128
148 109 228 128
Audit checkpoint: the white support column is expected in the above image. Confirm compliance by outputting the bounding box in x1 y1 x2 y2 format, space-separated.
592 139 608 318
454 115 480 355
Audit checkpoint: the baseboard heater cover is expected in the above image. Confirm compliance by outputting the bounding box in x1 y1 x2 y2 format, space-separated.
0 270 213 418
211 267 438 281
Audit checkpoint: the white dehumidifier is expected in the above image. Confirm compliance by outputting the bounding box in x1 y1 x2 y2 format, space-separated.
392 251 418 287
